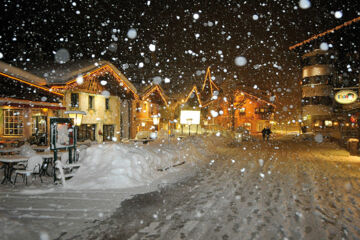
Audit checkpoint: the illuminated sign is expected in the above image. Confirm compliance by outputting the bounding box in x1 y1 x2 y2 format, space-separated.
335 90 358 104
180 110 200 125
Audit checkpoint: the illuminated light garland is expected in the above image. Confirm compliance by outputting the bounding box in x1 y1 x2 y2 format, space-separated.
202 66 219 95
236 91 276 107
141 85 169 107
0 72 64 97
50 64 138 99
184 85 203 107
0 97 65 109
289 16 360 50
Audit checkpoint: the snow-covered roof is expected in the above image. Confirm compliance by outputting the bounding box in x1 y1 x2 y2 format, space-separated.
0 61 47 86
31 59 137 94
139 84 168 106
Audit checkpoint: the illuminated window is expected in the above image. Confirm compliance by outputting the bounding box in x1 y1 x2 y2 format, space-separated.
244 122 251 130
136 102 141 112
324 120 333 127
314 120 322 127
3 109 23 136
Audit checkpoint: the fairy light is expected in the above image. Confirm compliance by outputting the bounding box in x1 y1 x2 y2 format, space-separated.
289 16 360 50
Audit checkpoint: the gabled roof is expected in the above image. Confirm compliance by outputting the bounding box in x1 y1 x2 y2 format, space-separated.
0 61 48 86
140 84 168 107
236 90 276 107
183 85 203 107
201 67 219 93
0 61 64 99
47 60 137 97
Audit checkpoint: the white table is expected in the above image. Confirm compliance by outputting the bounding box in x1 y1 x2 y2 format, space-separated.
0 155 29 184
129 139 155 144
0 148 21 155
31 146 50 152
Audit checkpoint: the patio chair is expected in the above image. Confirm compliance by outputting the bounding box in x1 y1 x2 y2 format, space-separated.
14 156 43 185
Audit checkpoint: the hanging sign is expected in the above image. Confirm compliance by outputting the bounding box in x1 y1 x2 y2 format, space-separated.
335 90 358 104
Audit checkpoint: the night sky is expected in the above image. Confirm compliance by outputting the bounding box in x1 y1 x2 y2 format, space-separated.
1 0 359 120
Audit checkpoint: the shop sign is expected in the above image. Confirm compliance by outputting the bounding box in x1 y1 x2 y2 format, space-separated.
335 90 358 104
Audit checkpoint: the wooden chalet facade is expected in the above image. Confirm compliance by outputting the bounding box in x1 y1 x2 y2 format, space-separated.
0 61 65 146
46 60 138 142
135 84 168 134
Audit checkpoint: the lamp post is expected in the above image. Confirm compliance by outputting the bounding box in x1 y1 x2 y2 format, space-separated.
152 115 160 131
186 118 192 136
65 111 86 163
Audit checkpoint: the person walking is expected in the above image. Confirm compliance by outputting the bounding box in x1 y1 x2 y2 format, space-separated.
265 127 272 141
261 128 266 141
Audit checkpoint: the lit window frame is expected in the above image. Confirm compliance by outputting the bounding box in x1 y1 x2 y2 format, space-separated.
3 109 24 136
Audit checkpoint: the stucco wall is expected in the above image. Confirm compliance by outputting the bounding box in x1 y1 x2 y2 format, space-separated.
64 91 121 142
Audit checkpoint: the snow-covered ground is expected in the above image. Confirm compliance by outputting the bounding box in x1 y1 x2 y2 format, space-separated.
0 136 228 239
81 135 360 240
1 135 360 239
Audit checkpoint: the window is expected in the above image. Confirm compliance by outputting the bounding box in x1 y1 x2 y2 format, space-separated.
32 116 47 134
105 98 110 110
71 93 79 108
301 96 332 106
238 107 246 114
3 109 23 136
103 125 114 141
89 96 94 109
136 102 141 112
244 122 251 130
78 124 96 142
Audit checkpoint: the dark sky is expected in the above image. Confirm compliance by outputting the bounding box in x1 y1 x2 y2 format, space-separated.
1 0 359 120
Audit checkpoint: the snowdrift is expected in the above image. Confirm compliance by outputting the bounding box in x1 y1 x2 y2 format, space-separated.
65 136 231 190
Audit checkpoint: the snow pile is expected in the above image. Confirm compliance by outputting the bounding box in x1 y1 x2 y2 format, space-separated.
19 143 36 157
66 136 229 190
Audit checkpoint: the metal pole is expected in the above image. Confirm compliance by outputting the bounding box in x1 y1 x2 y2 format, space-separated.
189 124 191 136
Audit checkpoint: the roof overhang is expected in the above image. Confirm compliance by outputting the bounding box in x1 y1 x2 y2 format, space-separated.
0 97 65 109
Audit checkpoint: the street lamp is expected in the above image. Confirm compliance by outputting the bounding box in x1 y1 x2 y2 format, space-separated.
64 110 86 126
152 115 160 131
186 118 192 136
65 110 86 163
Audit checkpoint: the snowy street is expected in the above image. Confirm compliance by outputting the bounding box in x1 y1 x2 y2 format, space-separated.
1 136 360 239
80 136 360 240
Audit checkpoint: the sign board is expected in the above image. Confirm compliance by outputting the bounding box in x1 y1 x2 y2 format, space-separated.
50 118 76 150
335 90 358 104
180 110 201 125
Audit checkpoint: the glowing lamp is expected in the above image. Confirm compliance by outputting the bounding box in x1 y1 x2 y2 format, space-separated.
152 115 160 125
65 110 86 126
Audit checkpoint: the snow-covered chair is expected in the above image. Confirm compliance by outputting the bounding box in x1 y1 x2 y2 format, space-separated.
54 160 81 185
14 156 43 185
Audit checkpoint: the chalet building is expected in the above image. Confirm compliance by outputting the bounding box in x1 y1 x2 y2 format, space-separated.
0 61 64 145
39 60 139 142
290 16 360 141
135 84 168 134
167 67 275 135
207 89 275 133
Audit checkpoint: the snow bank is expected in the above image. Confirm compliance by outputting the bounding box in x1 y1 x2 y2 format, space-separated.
65 135 230 190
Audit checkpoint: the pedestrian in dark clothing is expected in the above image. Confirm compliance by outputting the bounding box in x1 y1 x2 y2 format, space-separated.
261 128 266 141
265 127 272 140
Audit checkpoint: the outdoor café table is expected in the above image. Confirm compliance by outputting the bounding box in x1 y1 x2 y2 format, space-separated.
37 152 54 177
31 146 49 152
0 148 21 155
0 155 28 184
